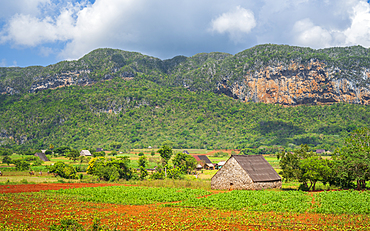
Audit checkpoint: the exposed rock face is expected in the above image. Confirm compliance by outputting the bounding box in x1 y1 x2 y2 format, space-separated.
217 59 370 105
29 70 92 93
2 45 370 106
28 70 135 93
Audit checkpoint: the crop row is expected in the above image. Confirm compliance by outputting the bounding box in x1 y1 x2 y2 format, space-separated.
171 190 312 213
45 186 370 215
1 191 370 230
170 190 370 215
45 186 210 205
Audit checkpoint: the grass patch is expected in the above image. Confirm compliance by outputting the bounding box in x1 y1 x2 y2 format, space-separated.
129 178 211 190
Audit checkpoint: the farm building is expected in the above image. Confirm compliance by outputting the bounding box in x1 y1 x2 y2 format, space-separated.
215 161 226 169
316 149 325 154
34 152 49 161
196 164 203 170
80 150 92 156
211 155 281 190
193 155 214 170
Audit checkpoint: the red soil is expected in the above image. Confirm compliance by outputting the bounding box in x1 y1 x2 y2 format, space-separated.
1 183 369 230
0 183 124 193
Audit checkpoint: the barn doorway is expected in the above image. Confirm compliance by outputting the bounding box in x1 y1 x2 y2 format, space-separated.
229 183 234 191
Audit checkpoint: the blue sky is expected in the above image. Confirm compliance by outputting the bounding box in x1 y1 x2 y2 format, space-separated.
1 0 370 67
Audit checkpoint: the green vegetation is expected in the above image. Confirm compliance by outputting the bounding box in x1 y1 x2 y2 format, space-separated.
46 186 210 205
170 189 370 214
86 156 133 181
173 190 311 213
41 185 370 215
48 161 77 179
277 128 370 190
1 77 369 152
172 152 197 174
1 44 370 153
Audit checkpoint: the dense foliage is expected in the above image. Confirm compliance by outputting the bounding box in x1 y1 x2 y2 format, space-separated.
1 77 369 151
86 156 134 181
48 161 77 179
278 128 370 190
2 45 370 94
333 127 370 189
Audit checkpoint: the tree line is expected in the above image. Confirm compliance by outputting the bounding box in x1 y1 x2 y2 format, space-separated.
277 128 370 190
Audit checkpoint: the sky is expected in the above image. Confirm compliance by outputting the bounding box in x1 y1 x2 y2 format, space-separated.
1 0 370 67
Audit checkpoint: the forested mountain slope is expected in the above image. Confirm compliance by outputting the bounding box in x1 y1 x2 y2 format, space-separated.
1 44 370 105
1 44 370 151
1 78 369 151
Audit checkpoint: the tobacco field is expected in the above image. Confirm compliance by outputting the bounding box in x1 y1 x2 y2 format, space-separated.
1 184 370 230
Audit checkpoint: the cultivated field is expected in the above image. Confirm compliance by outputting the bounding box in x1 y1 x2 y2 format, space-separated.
1 184 370 230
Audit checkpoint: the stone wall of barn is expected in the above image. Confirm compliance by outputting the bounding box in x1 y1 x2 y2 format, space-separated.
211 157 282 190
253 181 282 190
211 157 254 190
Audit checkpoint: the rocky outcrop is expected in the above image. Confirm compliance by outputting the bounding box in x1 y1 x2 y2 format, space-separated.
2 45 370 106
28 70 135 93
29 70 92 93
217 59 370 105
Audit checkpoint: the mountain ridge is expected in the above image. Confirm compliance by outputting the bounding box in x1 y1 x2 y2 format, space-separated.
1 44 370 106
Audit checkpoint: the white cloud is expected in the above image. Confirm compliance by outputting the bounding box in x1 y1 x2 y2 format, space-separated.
0 0 50 19
291 1 370 48
210 6 256 42
343 1 370 46
58 0 142 60
292 19 334 48
0 2 84 46
2 0 370 66
39 46 54 57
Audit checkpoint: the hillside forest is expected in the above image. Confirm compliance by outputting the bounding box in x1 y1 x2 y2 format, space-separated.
0 76 369 153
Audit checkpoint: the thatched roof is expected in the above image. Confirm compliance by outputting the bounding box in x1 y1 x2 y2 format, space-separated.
34 152 49 161
80 150 92 156
232 155 281 182
205 163 214 168
193 155 212 164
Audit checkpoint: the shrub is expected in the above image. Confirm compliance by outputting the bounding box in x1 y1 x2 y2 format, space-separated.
48 161 77 179
2 156 12 165
49 218 83 231
32 158 44 166
12 159 30 171
93 151 105 157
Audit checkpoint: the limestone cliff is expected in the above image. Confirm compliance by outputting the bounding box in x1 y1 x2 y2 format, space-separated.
2 45 370 106
216 59 370 105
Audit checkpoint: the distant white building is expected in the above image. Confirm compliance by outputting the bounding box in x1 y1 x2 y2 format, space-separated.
80 150 92 156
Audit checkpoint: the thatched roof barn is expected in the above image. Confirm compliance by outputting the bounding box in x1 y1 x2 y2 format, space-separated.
80 150 92 156
34 152 49 161
211 155 281 190
193 155 214 169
